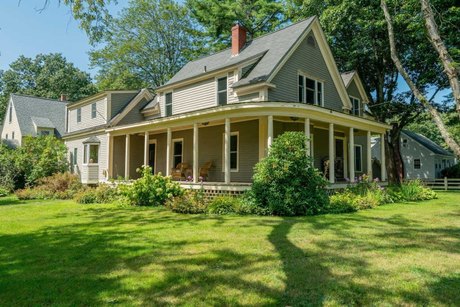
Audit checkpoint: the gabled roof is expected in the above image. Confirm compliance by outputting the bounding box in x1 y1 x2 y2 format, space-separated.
341 71 355 87
83 135 101 144
340 71 369 104
402 130 453 156
11 94 67 137
159 17 316 90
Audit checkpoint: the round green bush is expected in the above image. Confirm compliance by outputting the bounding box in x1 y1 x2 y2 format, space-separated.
208 196 240 215
251 132 329 216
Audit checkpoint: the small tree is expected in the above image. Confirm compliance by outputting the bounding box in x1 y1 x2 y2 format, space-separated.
251 132 329 216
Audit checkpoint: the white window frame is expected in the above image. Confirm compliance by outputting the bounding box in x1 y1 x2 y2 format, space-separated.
172 138 184 168
297 72 324 106
77 108 82 123
350 96 361 116
91 103 97 119
414 158 421 170
354 144 363 172
165 92 173 116
222 131 239 172
83 143 100 165
216 75 228 106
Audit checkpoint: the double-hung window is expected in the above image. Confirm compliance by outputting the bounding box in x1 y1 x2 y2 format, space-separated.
354 145 362 172
91 103 97 119
298 74 323 106
222 132 239 171
350 96 361 116
165 93 172 116
217 77 228 106
172 139 183 167
77 108 82 123
84 144 99 164
414 159 421 169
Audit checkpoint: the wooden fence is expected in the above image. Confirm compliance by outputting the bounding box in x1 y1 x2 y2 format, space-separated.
423 178 460 191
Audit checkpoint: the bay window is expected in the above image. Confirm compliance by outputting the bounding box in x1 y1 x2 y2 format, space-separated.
84 144 99 164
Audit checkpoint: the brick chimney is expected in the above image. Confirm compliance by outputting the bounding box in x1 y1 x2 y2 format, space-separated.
60 94 67 102
232 24 247 56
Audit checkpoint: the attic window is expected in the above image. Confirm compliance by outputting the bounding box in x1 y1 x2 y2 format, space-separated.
307 35 316 47
9 104 12 123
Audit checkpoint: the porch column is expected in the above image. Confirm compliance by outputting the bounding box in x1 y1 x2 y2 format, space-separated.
166 128 172 176
267 115 273 149
304 118 311 157
144 131 149 167
380 133 386 181
367 131 373 179
349 127 355 182
329 123 335 183
258 117 268 160
224 118 231 184
193 123 199 183
107 132 113 179
125 134 130 179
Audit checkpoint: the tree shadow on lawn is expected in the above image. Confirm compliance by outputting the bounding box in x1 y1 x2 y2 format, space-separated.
0 196 24 206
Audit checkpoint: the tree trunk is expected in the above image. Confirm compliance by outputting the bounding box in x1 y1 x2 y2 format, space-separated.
381 0 460 157
421 0 460 116
385 125 404 185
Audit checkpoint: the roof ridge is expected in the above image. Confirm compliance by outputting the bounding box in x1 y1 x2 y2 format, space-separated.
12 93 67 103
182 16 316 65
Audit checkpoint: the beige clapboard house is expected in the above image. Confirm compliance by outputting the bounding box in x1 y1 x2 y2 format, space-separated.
63 17 390 189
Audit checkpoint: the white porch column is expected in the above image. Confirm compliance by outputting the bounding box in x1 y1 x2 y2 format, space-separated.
349 127 355 182
329 123 335 183
166 128 172 176
125 134 130 179
107 132 113 179
193 123 199 183
224 118 231 184
380 133 387 181
305 118 311 157
144 131 149 167
258 117 268 161
267 115 274 149
367 131 373 179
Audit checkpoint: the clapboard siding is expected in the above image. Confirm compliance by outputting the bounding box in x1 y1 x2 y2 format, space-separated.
347 80 362 101
1 99 22 146
238 92 260 102
118 98 150 126
110 92 139 119
269 33 343 112
68 98 107 133
227 71 239 104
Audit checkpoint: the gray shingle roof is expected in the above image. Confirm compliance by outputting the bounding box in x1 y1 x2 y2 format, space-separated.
402 130 453 156
161 17 315 89
341 71 355 87
11 94 67 137
31 116 55 129
83 136 101 144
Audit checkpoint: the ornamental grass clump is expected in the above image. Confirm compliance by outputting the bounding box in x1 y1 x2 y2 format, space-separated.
251 132 329 216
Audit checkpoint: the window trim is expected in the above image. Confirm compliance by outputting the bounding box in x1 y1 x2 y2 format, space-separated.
222 131 239 172
350 95 361 116
297 72 324 107
216 75 228 106
414 158 421 170
91 103 97 119
165 92 173 117
77 108 82 123
172 138 184 168
354 144 363 172
83 143 100 165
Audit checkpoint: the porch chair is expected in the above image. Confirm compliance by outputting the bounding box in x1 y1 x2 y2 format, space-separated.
171 162 191 181
199 161 213 181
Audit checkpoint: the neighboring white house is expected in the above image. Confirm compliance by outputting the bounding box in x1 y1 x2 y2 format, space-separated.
372 130 456 180
0 94 67 147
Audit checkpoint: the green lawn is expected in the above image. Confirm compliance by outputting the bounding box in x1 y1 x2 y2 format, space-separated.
0 193 459 306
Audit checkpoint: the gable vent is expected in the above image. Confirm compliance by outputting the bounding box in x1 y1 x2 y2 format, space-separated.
307 35 316 47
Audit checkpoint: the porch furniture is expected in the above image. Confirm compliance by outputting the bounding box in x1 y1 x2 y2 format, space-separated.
171 162 191 180
199 161 213 181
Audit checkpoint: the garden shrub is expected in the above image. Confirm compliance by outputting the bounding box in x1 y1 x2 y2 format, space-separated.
74 188 98 204
166 189 207 214
0 143 25 191
122 166 183 206
328 192 359 213
73 184 119 204
15 172 82 200
441 163 460 178
15 187 54 200
387 180 437 202
208 196 241 215
0 186 10 197
251 132 329 216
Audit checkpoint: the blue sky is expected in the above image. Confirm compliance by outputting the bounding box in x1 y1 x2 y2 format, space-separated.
0 0 129 77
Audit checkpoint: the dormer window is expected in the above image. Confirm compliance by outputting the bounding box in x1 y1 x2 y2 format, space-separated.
298 74 323 106
350 96 361 116
91 103 97 119
217 77 228 106
165 92 172 116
